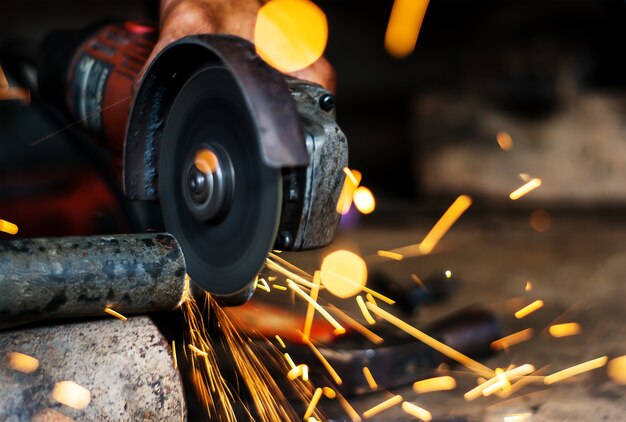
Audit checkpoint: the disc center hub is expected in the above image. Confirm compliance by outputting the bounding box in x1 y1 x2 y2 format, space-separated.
182 145 235 222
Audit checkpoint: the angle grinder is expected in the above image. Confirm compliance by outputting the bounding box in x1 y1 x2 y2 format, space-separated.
36 21 348 303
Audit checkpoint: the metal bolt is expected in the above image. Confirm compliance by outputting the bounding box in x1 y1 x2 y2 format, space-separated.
319 93 335 112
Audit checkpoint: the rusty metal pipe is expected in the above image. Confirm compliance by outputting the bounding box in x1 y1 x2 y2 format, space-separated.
0 233 186 329
0 317 186 421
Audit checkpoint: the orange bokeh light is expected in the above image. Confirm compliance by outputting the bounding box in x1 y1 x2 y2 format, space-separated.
320 250 367 298
255 0 328 73
353 186 376 214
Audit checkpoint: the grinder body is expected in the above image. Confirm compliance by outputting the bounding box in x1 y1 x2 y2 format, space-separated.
37 21 348 299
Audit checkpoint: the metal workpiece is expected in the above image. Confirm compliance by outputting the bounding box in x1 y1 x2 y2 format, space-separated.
276 79 348 250
0 233 186 329
0 317 185 421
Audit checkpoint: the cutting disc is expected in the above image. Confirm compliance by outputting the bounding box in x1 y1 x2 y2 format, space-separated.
159 66 282 296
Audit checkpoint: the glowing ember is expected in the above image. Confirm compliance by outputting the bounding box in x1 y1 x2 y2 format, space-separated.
353 186 376 214
504 413 532 422
286 279 345 335
509 178 542 200
325 304 384 344
320 250 367 299
0 219 18 235
529 209 551 232
544 356 608 385
172 340 178 369
363 394 403 419
366 302 494 378
254 0 328 73
104 307 127 321
401 401 432 421
323 387 336 399
7 352 39 373
194 149 219 174
303 271 322 339
496 131 514 151
413 376 456 394
549 322 582 338
303 388 323 420
376 250 404 261
607 355 626 385
301 334 343 385
51 381 92 410
514 300 544 319
362 367 378 390
337 169 362 215
418 195 472 255
384 0 430 58
491 328 534 351
356 295 376 325
188 344 208 357
275 335 286 349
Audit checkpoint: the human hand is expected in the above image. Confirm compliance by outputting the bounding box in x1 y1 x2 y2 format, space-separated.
139 0 335 91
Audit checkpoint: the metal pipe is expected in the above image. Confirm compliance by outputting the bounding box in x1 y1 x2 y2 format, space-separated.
0 233 186 329
0 316 186 421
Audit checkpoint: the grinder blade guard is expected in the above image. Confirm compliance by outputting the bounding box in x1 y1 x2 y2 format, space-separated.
124 35 348 303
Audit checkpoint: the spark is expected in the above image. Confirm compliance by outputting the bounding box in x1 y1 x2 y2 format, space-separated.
362 367 378 390
255 277 271 292
51 381 92 410
177 274 191 307
463 364 535 400
353 186 376 214
504 413 532 422
303 271 322 340
302 364 309 382
275 335 287 349
172 340 178 369
444 270 452 279
284 353 297 369
514 300 544 319
336 390 362 422
325 304 384 344
356 295 376 325
418 195 472 255
273 284 288 291
376 250 404 261
254 0 328 73
188 344 208 357
494 366 548 399
323 264 396 304
544 356 608 385
401 401 432 421
363 394 403 419
287 364 309 381
413 376 457 394
366 293 378 306
268 252 314 279
6 351 39 373
300 332 343 385
286 279 346 335
266 258 316 289
304 388 324 420
525 281 533 292
320 250 367 298
104 307 127 321
549 322 582 338
366 302 494 378
608 355 626 384
410 274 427 290
496 131 514 151
0 219 18 235
509 178 542 200
491 328 534 351
337 169 362 214
323 387 336 399
385 0 430 58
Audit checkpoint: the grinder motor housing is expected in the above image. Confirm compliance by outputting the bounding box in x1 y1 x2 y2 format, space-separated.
37 21 348 300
